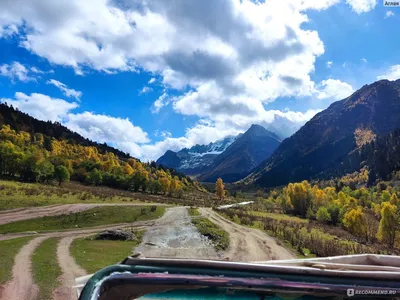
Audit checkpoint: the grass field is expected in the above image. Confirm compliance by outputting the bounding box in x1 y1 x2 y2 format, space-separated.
71 231 144 274
0 236 34 284
31 238 62 300
248 211 309 223
0 180 147 210
191 217 229 251
0 206 165 234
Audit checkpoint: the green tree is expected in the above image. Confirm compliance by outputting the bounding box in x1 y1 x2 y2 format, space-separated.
148 179 162 194
54 165 70 186
86 168 102 186
316 207 331 224
36 160 54 182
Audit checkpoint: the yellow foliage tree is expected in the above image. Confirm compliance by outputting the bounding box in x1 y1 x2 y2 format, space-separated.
377 202 398 248
124 162 134 176
159 177 170 195
343 206 366 238
216 178 225 200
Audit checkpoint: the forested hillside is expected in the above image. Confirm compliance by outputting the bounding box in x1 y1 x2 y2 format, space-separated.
0 104 199 196
250 79 400 187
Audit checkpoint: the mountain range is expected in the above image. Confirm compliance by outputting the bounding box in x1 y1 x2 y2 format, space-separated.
249 79 400 187
157 125 281 182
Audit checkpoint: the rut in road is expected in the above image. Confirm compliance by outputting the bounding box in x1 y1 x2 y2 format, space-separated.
0 203 168 225
199 208 296 261
53 236 88 300
1 236 48 300
135 207 220 259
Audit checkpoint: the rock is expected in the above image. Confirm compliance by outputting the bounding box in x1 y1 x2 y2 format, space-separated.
95 230 135 241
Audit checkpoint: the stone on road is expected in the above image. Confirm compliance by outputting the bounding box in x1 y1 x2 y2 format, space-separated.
135 207 219 259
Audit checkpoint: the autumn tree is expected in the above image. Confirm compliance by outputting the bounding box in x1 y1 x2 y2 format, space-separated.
377 202 398 248
216 178 225 200
159 177 170 195
316 207 331 224
54 165 70 186
286 181 311 217
343 207 366 238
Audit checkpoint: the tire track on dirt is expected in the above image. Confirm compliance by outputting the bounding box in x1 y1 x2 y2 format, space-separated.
53 236 88 300
0 203 168 225
1 236 49 300
199 208 296 261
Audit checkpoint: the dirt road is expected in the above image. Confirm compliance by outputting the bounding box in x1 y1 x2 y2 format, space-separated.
0 203 168 225
0 206 296 300
135 207 220 259
2 236 49 300
199 208 296 261
53 236 88 300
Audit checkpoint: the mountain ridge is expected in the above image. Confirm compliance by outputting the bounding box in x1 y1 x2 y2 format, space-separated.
249 79 400 187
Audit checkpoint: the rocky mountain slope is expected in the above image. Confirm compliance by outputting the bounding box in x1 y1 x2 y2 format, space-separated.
249 79 400 187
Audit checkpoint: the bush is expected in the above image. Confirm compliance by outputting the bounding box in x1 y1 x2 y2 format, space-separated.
316 207 331 224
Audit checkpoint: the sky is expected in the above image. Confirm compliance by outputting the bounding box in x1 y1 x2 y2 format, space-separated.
0 0 399 161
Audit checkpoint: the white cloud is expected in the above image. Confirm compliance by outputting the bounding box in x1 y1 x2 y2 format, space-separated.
0 62 32 82
30 67 44 74
343 62 347 68
152 92 169 113
385 10 395 18
377 65 400 81
326 61 333 68
0 0 359 160
0 0 338 122
0 92 78 122
346 0 376 14
316 79 354 101
139 86 152 95
65 112 149 157
361 58 367 63
46 79 82 100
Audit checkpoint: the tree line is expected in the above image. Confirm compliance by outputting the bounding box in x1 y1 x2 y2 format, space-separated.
0 124 198 197
254 176 400 249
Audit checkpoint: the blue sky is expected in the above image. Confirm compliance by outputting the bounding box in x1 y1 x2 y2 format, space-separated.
0 0 399 161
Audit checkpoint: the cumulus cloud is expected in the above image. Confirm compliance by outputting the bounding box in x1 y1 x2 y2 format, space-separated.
316 79 354 101
0 0 357 160
46 79 82 100
346 0 376 14
0 62 33 82
65 112 149 157
0 0 345 119
377 65 400 81
0 92 78 122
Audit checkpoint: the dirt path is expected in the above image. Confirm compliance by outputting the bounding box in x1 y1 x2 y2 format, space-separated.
0 219 156 241
0 203 168 225
0 206 296 300
53 236 88 300
199 208 296 261
135 207 220 259
1 236 48 300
